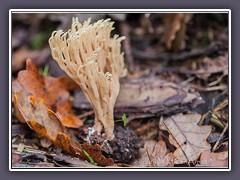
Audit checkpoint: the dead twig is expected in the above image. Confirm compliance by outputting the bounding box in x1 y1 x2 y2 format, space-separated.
78 110 94 119
189 84 227 92
207 75 226 87
213 99 228 112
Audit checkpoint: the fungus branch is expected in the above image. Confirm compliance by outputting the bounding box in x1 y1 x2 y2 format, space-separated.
49 18 127 139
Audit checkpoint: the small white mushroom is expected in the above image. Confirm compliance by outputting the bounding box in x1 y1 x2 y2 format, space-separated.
49 17 127 139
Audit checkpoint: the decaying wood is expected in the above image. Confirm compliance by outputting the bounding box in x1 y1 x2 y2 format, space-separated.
46 153 97 167
73 77 204 119
12 150 97 168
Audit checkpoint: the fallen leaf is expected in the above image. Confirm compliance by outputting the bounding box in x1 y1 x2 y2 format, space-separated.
197 150 228 167
16 59 82 128
12 80 29 123
131 140 155 167
14 92 67 141
13 91 114 167
131 140 174 167
55 100 82 128
159 113 212 164
148 140 174 167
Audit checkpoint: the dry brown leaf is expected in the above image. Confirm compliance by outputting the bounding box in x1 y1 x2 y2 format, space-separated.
13 91 114 166
12 80 30 123
14 92 67 141
197 150 228 167
131 140 155 167
159 113 212 164
55 100 82 128
131 140 174 167
148 140 174 167
16 59 82 128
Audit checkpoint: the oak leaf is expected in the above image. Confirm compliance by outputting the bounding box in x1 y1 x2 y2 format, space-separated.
159 113 212 164
13 91 114 166
148 140 174 167
131 140 174 167
16 59 82 128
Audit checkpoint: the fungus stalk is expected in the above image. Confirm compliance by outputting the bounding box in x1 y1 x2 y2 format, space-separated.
49 18 127 139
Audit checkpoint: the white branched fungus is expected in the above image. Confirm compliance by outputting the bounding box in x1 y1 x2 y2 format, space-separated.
49 17 127 139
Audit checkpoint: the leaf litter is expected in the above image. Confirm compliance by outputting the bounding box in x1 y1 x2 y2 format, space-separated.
15 59 82 128
13 91 114 166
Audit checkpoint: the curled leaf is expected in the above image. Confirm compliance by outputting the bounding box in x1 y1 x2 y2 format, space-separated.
13 91 114 166
16 59 82 128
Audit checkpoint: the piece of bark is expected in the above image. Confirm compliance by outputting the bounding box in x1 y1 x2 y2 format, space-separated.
12 150 96 168
73 77 204 119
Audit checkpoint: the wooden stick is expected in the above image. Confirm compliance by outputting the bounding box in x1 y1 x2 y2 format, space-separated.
212 122 228 151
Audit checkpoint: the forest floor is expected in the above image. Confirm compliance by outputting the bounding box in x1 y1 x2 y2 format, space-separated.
11 13 229 168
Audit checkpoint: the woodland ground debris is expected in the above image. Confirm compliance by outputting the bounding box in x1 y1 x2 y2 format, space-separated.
12 13 229 168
